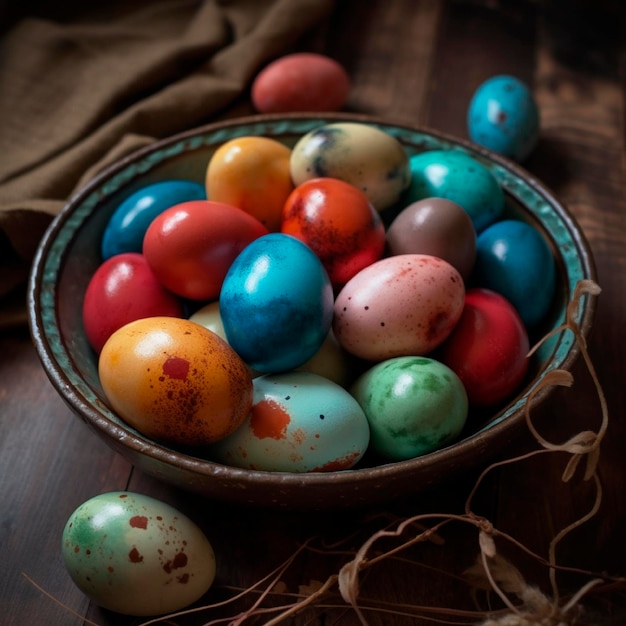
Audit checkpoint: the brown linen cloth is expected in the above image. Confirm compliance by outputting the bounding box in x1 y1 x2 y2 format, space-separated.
0 0 334 325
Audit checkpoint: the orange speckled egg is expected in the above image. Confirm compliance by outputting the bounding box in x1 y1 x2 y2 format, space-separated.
98 317 253 446
205 136 293 231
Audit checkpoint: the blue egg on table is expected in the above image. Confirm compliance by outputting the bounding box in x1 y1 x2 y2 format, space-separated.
220 233 334 373
467 75 540 162
101 180 206 259
404 149 504 232
473 219 555 328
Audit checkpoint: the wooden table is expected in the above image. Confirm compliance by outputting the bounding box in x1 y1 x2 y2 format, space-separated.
2 1 625 624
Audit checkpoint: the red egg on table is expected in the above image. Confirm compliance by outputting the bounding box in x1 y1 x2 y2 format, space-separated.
82 252 183 353
251 52 350 114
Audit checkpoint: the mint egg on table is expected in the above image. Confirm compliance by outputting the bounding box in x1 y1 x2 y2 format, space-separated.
61 492 216 616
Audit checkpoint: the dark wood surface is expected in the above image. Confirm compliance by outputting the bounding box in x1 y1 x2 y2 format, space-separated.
2 1 626 624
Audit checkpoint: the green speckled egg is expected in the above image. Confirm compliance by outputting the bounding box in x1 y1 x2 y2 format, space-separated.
61 492 216 616
404 149 504 232
290 122 411 211
350 356 468 461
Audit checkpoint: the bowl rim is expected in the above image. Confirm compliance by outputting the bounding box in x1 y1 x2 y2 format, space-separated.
27 112 598 499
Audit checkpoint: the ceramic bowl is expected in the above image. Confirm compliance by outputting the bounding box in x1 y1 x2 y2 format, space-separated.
28 113 596 509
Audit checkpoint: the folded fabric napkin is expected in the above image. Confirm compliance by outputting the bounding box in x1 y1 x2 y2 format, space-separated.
0 0 334 326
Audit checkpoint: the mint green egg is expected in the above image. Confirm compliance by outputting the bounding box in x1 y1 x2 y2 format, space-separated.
350 356 468 460
61 491 216 616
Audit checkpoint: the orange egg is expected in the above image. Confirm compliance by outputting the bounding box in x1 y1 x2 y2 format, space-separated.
98 317 253 446
205 136 293 231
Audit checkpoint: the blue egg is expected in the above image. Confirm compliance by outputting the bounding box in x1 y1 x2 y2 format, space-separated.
473 219 555 328
220 233 334 373
404 150 504 232
101 180 206 259
467 75 540 162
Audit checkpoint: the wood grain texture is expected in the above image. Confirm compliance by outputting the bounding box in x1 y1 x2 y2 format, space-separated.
2 1 625 624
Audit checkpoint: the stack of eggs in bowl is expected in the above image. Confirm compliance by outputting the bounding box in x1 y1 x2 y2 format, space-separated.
29 113 595 509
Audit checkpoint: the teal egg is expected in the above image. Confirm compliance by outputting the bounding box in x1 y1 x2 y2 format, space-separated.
350 356 468 461
467 75 540 162
101 180 206 259
210 371 370 472
473 219 556 328
220 233 334 373
404 150 504 232
61 491 216 616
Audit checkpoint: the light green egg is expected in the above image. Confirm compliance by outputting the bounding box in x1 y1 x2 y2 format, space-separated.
61 492 216 616
351 356 468 461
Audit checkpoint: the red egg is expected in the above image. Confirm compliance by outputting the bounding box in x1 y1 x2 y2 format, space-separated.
437 288 530 407
143 200 268 301
281 177 385 289
252 53 350 114
82 253 183 353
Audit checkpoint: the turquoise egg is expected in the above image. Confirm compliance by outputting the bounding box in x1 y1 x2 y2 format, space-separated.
210 371 370 472
101 180 206 259
219 233 334 373
404 150 504 232
350 356 468 461
467 75 540 162
61 492 216 616
473 219 556 328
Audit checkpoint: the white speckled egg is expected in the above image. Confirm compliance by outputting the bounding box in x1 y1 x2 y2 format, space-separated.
62 492 216 616
209 371 370 472
333 254 465 361
290 122 411 211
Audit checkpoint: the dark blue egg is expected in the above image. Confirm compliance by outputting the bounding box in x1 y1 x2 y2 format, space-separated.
473 219 555 328
467 75 540 162
101 180 206 259
220 233 334 373
404 150 504 233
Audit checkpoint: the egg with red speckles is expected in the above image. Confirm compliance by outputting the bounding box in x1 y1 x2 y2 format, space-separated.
333 254 465 361
98 316 253 446
62 491 216 616
209 371 370 472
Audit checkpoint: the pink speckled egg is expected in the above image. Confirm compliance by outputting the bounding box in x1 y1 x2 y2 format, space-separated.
333 254 465 361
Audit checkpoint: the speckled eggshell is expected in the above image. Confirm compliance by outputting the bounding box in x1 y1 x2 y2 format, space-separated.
290 122 411 211
209 371 370 472
404 149 504 232
333 254 465 361
351 356 468 461
62 491 216 616
386 198 477 280
467 74 540 162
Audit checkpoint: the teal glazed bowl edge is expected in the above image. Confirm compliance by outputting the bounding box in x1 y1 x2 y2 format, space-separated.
28 113 597 510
